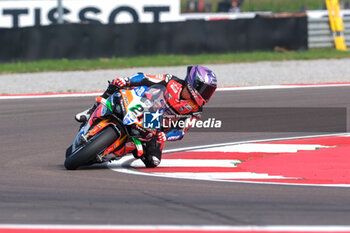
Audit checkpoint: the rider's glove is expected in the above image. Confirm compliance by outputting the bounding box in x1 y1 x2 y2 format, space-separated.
112 77 128 87
156 131 167 143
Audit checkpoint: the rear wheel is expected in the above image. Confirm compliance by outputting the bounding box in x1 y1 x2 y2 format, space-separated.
64 126 120 170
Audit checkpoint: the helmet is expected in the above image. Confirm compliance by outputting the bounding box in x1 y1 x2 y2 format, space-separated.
185 65 217 106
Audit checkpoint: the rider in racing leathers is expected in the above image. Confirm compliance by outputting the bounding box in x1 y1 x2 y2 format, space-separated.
75 65 217 168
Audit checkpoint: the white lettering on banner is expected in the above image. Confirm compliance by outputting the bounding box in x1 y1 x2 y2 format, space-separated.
0 0 181 28
162 117 222 129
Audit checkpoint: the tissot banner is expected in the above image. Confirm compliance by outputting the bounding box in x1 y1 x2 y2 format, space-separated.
0 0 180 28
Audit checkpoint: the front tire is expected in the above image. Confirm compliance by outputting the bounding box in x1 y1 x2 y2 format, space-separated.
64 126 120 170
65 145 73 158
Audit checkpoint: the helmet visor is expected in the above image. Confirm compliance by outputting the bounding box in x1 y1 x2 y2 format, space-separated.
193 78 216 102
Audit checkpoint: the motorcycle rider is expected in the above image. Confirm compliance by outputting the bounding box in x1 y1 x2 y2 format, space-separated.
75 65 217 167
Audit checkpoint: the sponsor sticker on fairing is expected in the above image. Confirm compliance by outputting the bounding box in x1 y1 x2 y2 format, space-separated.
134 86 146 97
121 90 129 105
123 114 135 125
170 83 180 93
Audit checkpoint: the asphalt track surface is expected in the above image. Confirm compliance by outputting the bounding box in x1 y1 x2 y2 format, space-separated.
1 86 350 226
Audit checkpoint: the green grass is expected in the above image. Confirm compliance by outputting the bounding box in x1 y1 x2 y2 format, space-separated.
240 0 325 12
181 0 350 13
1 48 350 74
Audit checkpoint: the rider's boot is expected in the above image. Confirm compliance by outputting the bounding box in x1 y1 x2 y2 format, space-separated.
75 102 98 123
141 138 164 168
74 83 115 123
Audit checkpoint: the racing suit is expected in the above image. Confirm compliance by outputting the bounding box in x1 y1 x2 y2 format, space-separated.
107 73 202 167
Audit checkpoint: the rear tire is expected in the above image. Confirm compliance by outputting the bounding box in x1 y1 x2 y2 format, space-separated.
64 126 120 170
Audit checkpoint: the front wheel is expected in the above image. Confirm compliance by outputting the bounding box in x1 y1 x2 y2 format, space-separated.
64 126 120 170
65 145 73 158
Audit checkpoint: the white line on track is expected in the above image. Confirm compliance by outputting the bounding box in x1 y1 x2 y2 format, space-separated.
0 92 102 100
1 82 350 100
134 159 241 167
139 172 290 180
191 143 331 153
1 224 350 231
218 83 350 91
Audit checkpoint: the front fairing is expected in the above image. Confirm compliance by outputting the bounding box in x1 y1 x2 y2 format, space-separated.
72 84 169 151
72 93 123 151
121 85 168 138
72 123 90 151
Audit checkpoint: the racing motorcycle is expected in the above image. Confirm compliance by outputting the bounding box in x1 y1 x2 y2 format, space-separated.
64 84 168 170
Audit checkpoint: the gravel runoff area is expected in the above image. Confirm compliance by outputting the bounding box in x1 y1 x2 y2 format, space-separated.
1 58 350 94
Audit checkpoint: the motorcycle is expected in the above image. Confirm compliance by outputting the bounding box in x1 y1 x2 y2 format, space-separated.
64 84 168 170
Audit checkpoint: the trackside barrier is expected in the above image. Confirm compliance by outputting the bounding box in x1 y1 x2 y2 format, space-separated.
0 17 307 62
308 17 350 48
325 0 347 50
